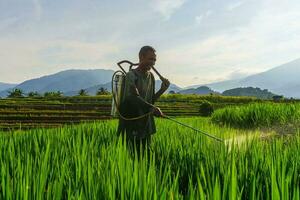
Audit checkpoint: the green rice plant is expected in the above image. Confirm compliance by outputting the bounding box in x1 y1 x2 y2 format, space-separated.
0 117 299 199
212 103 300 129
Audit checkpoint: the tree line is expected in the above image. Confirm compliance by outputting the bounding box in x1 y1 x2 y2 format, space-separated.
4 87 110 98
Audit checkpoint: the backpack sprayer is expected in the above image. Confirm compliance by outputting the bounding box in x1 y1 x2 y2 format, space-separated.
111 60 224 143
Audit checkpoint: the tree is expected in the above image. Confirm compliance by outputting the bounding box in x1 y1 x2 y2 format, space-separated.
272 95 284 102
199 101 214 117
169 90 176 94
78 89 88 96
44 91 63 97
222 87 276 99
7 88 24 98
27 91 41 97
96 87 110 95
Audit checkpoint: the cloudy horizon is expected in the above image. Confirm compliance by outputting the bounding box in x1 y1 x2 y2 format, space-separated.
1 0 300 87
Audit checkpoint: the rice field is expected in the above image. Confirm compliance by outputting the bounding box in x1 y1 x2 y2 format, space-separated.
212 103 300 129
0 96 203 130
0 116 299 199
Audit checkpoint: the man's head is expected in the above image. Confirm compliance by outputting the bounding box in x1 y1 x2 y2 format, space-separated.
139 46 156 71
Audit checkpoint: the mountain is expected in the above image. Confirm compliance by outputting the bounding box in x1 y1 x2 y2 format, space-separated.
0 68 182 97
192 58 300 98
0 69 114 97
3 58 299 98
185 78 242 92
206 79 242 92
0 82 18 92
179 86 219 95
155 80 181 93
239 58 300 95
222 87 277 99
279 84 300 98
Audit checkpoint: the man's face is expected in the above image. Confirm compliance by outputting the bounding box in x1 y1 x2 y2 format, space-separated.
140 51 156 71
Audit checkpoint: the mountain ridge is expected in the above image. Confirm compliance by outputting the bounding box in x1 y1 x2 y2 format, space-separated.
189 58 300 98
1 58 299 98
0 82 18 92
0 69 114 97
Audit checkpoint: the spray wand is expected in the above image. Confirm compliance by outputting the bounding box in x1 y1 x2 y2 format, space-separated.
115 60 224 143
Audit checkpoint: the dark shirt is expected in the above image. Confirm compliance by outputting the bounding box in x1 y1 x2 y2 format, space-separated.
118 69 156 139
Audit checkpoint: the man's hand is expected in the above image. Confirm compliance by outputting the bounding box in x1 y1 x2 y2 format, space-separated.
151 106 164 117
160 78 170 92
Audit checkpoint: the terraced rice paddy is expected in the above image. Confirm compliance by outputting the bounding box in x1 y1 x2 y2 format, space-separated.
0 95 260 130
0 96 200 130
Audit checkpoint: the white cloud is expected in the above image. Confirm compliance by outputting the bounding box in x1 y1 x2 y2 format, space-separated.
1 0 300 87
32 0 42 20
227 1 244 11
0 39 43 83
0 38 120 83
195 10 212 24
154 1 300 86
156 34 258 86
0 17 20 31
40 40 119 65
152 0 187 20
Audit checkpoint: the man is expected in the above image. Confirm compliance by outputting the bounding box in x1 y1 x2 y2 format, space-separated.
117 46 170 155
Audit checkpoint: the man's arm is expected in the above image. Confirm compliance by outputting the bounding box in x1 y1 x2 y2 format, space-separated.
153 88 165 102
153 78 170 102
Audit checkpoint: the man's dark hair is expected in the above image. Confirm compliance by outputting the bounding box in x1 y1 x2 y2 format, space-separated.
139 46 156 59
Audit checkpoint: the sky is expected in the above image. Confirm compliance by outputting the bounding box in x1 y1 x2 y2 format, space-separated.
0 0 300 87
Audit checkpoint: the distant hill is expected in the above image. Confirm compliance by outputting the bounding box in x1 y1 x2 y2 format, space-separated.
191 58 300 98
0 68 182 97
222 87 277 99
155 80 181 93
0 69 114 97
0 82 18 92
3 58 300 98
179 86 219 95
238 58 300 96
186 79 242 92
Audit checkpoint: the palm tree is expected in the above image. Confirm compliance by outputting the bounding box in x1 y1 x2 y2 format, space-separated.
44 91 63 97
78 89 88 96
7 88 24 98
56 91 63 97
96 87 110 95
28 91 41 97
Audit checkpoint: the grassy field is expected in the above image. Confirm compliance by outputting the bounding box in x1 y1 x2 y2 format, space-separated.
212 102 300 129
0 115 299 199
0 96 299 199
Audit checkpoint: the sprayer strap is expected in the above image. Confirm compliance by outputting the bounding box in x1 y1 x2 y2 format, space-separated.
116 108 153 121
112 69 155 121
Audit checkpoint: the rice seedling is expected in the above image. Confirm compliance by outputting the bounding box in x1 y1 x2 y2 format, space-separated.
0 116 298 199
212 103 300 129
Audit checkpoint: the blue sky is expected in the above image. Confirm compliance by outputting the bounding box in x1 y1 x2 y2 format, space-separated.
0 0 300 87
